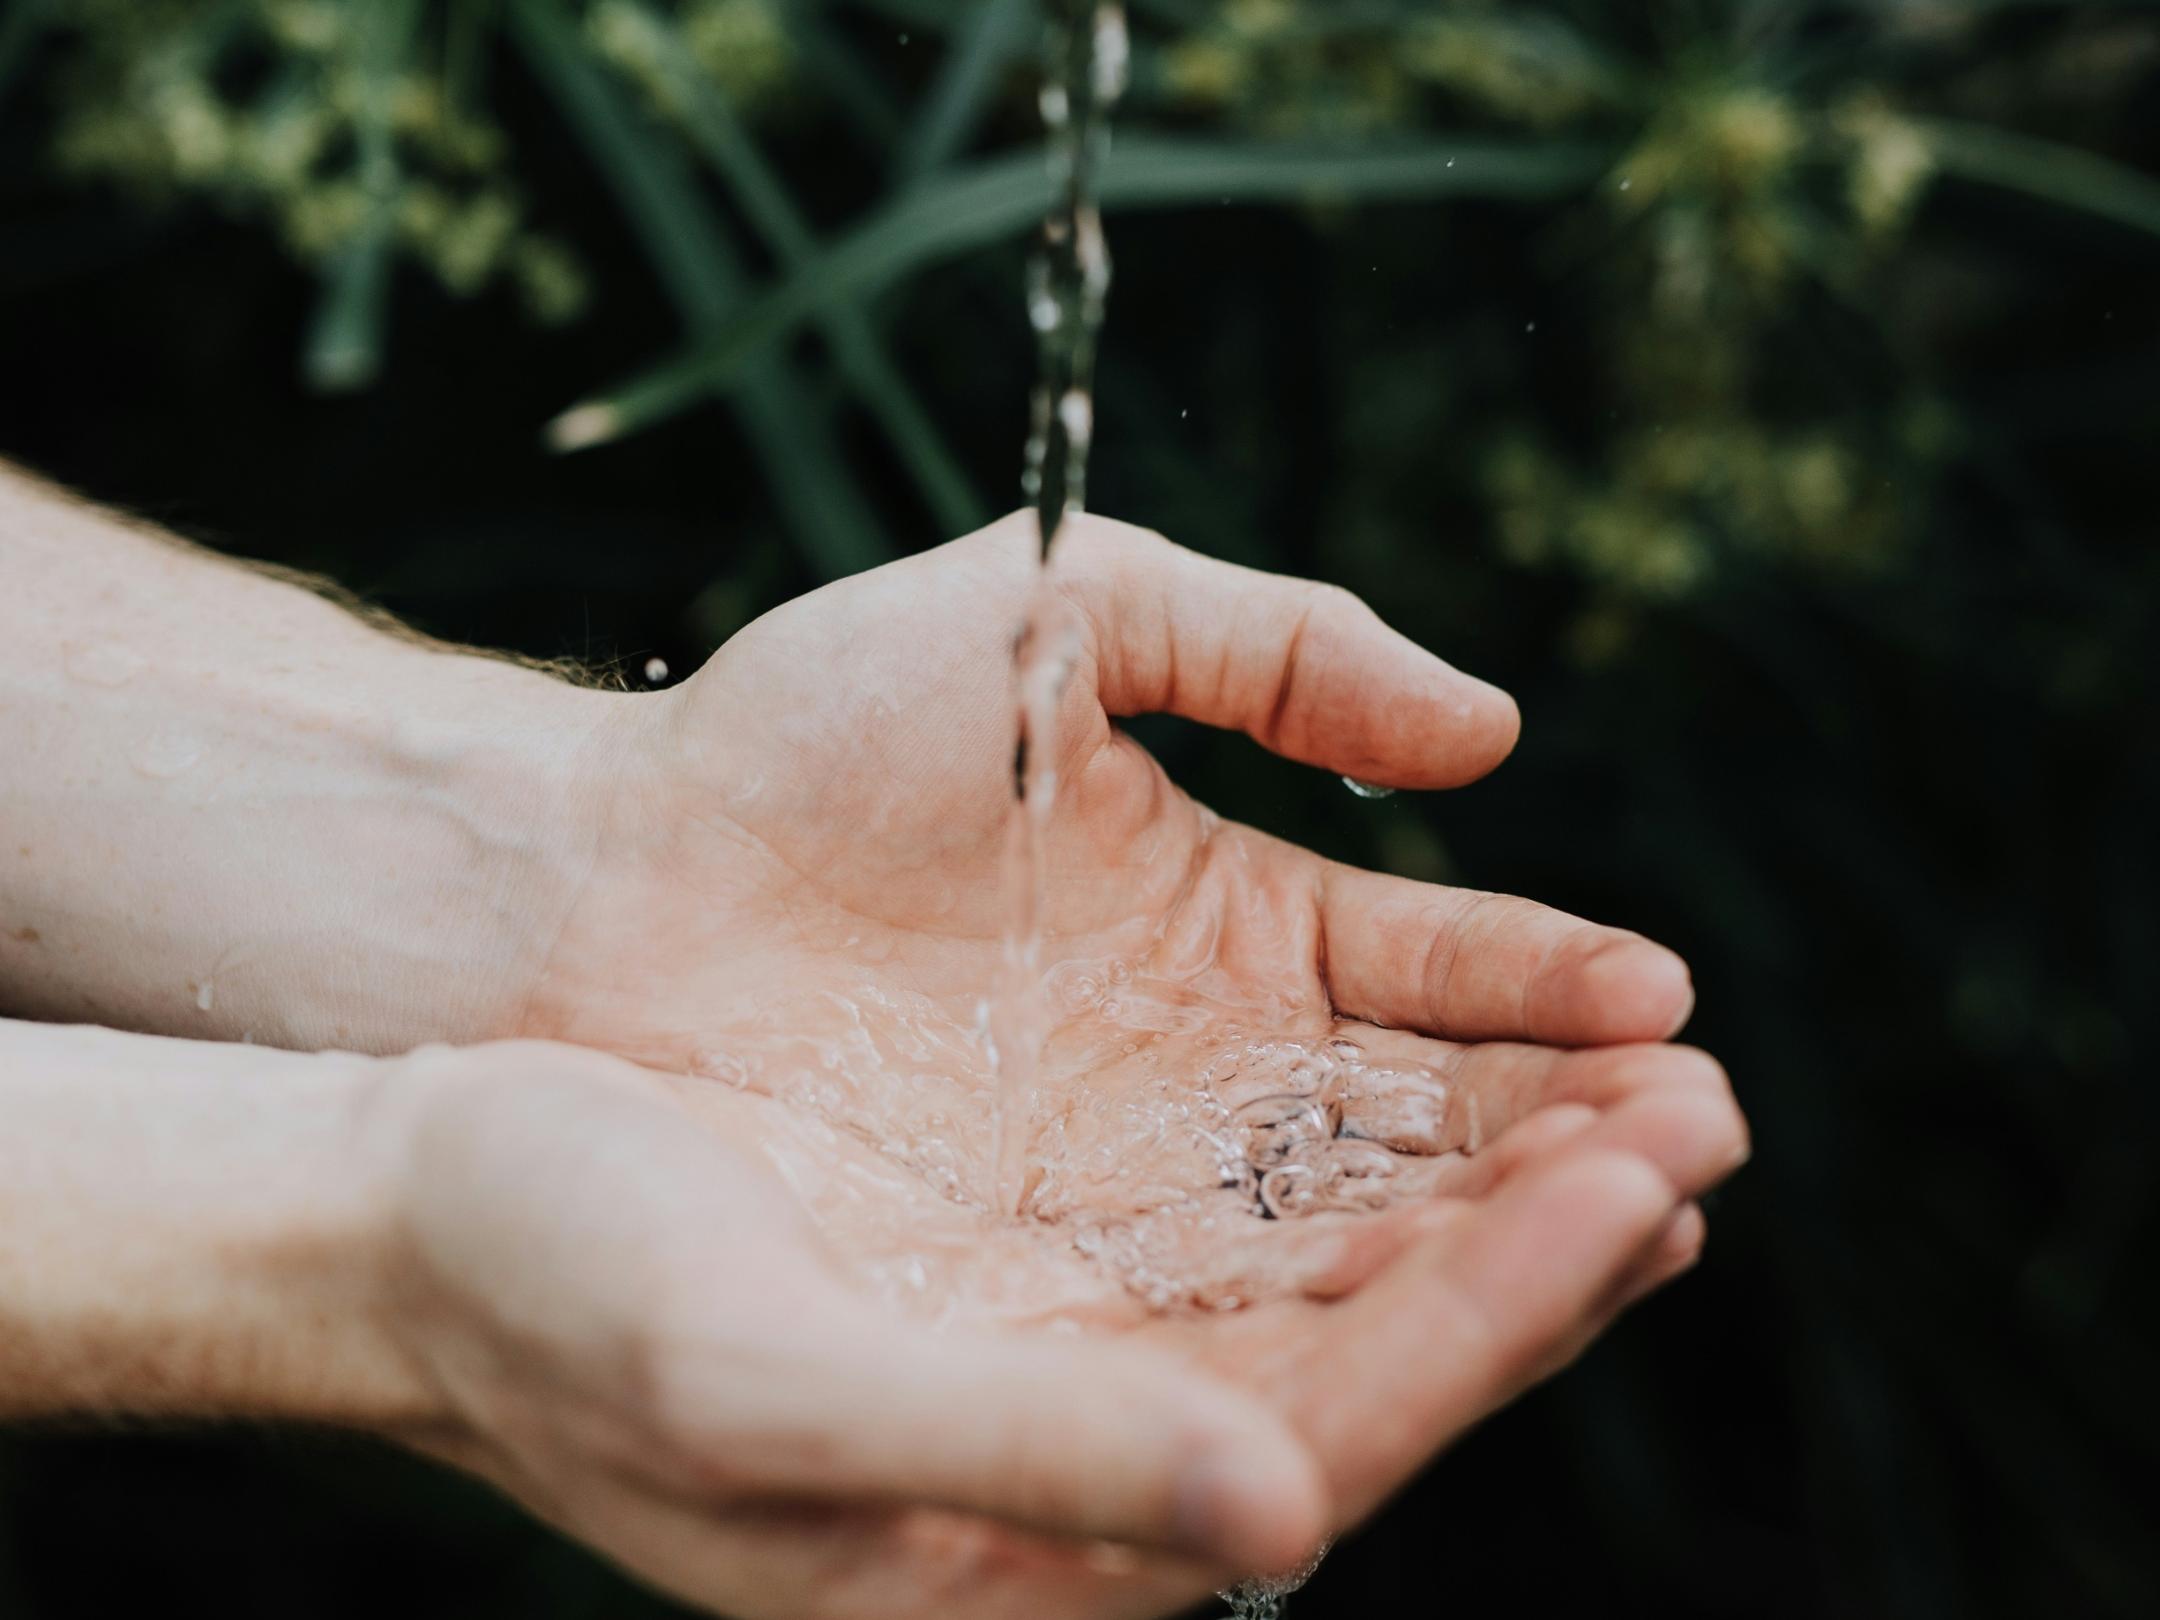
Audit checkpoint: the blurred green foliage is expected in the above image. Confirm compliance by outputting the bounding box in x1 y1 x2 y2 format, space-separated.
1 3 2156 1618
13 0 2160 622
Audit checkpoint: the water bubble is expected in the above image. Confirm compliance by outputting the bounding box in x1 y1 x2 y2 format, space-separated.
643 655 669 684
1222 1541 1333 1618
693 1050 752 1089
1319 1141 1400 1211
1260 1163 1322 1219
1342 776 1396 799
1339 1067 1456 1155
1235 1092 1338 1170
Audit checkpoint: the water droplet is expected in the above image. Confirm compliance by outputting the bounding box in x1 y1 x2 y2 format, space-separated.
191 979 214 1012
1446 157 1456 168
133 731 203 779
1039 85 1069 127
693 1049 751 1089
1092 8 1130 99
1058 388 1094 449
643 655 669 685
897 31 910 45
1619 177 1634 191
1342 776 1395 799
1526 320 1538 334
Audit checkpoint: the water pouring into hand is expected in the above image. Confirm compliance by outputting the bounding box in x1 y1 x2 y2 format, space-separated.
990 0 1129 1218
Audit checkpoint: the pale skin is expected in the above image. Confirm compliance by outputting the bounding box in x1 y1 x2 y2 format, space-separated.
0 465 1748 1619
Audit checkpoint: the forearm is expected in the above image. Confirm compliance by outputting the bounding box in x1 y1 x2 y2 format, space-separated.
0 462 620 1051
0 1016 434 1427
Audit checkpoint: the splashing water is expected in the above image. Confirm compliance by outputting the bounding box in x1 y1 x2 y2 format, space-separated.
1220 1541 1333 1619
989 0 1129 1219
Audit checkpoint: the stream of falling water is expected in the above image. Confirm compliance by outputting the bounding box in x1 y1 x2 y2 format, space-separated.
996 11 1320 1617
987 0 1127 1220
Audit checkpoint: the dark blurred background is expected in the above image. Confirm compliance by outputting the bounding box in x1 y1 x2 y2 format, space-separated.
2 1 2156 1616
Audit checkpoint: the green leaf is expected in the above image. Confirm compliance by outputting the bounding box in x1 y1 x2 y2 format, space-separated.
506 0 892 578
901 0 1035 183
779 1 902 150
304 0 422 393
623 0 984 535
553 135 1614 448
1921 118 2160 245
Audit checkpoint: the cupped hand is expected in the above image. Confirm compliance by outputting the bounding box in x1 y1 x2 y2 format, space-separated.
373 1035 1744 1620
534 513 1695 1075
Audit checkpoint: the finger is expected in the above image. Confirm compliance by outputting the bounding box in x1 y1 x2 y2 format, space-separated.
1615 1201 1707 1310
662 1314 1330 1576
1412 1100 1600 1199
1438 1059 1749 1203
1057 516 1520 788
1331 1037 1735 1168
1320 869 1695 1044
1297 1148 1680 1517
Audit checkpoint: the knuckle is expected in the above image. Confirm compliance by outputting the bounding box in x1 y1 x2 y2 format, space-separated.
1302 578 1367 622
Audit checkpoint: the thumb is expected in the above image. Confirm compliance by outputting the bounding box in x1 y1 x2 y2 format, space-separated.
1058 514 1520 789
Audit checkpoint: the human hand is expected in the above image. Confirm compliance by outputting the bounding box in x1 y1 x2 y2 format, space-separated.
534 513 1695 1077
511 514 1716 1291
370 1036 1743 1620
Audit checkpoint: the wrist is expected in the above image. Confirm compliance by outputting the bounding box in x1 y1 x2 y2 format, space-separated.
0 1022 446 1433
371 651 630 1051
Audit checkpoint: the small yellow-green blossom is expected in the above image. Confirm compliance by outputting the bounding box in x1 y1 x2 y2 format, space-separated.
1838 97 1938 234
49 0 587 330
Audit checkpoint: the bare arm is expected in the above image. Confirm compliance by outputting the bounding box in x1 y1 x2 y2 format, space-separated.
0 1016 425 1423
0 1014 1343 1605
0 461 615 1050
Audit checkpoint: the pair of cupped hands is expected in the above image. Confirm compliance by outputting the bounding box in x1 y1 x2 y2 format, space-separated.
373 513 1747 1620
